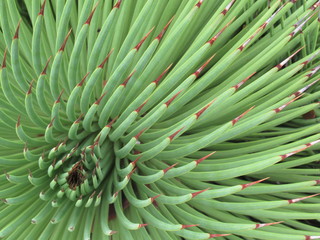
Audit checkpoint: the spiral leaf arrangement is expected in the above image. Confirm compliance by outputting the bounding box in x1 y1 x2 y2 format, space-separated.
1 0 320 239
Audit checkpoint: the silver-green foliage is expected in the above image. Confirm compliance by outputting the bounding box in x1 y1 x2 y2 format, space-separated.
0 0 320 239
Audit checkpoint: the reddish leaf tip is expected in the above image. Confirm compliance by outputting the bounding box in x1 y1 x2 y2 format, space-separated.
207 18 235 45
156 16 174 41
106 116 118 128
77 72 90 86
151 194 161 202
85 2 99 25
232 72 256 90
165 90 182 107
59 29 72 52
195 152 216 165
27 80 35 95
195 99 215 119
1 49 7 68
163 163 178 173
255 221 283 229
131 156 142 166
98 49 114 68
13 19 22 39
121 71 136 86
55 89 64 103
181 224 200 229
95 92 107 105
276 47 304 69
135 101 148 113
39 0 46 15
274 95 302 113
153 64 173 85
232 106 254 125
134 27 155 51
113 0 122 8
209 233 232 238
288 193 320 204
193 55 215 78
221 0 236 15
134 128 147 139
138 223 148 228
191 188 210 198
41 56 52 75
168 127 184 141
195 0 204 8
241 177 269 190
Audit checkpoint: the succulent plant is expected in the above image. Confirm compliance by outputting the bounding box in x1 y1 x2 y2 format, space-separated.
1 0 320 239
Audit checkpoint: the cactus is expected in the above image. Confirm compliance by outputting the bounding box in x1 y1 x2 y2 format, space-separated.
0 0 320 239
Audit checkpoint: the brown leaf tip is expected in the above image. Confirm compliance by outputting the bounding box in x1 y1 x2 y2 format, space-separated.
134 27 155 51
156 16 174 41
41 56 52 75
85 2 99 25
113 0 122 9
98 49 114 68
168 127 184 141
165 90 182 107
39 0 46 16
153 64 173 85
2 49 7 68
59 29 72 52
13 19 22 39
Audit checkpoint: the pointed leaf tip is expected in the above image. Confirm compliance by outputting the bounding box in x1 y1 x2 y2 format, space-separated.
165 90 182 107
113 0 122 8
156 16 174 41
255 221 283 229
131 156 142 166
121 71 136 86
13 19 22 39
232 106 254 125
135 27 155 51
59 29 72 52
221 0 236 15
305 236 320 240
207 18 235 45
288 193 320 204
135 101 148 113
241 177 269 189
138 223 148 228
98 49 114 68
134 128 147 139
95 92 107 105
276 47 304 69
2 49 7 68
195 152 216 165
41 56 52 75
39 0 46 15
195 0 204 8
153 64 173 85
209 233 232 238
193 55 215 78
181 224 200 229
168 127 184 141
191 188 210 198
163 163 178 173
151 194 161 202
233 72 256 90
195 99 215 119
85 2 99 25
274 95 302 113
78 72 90 86
106 116 118 127
27 80 35 95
